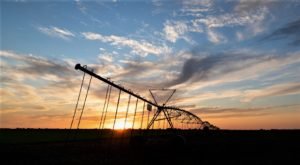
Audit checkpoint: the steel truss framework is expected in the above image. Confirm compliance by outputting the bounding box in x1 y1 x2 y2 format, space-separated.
71 63 219 130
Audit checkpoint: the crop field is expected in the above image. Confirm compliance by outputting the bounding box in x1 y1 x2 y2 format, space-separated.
1 129 300 165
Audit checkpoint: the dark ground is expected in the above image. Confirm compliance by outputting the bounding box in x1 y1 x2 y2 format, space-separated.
1 129 300 165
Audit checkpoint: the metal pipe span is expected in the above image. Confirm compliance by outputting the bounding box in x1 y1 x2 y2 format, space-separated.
75 63 157 107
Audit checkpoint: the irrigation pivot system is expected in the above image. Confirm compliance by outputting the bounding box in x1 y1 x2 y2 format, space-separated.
70 63 219 130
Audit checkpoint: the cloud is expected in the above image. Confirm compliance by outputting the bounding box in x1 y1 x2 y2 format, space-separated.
89 51 193 94
192 106 268 115
197 7 268 29
207 29 226 43
190 104 300 119
37 26 75 40
171 90 242 105
236 31 245 41
234 0 281 13
163 20 189 43
167 53 254 86
0 50 75 81
156 0 270 44
262 18 300 45
0 50 90 128
168 81 300 106
0 50 80 103
234 1 300 39
180 0 213 15
82 32 171 57
162 19 203 44
117 60 154 77
166 51 300 87
170 1 270 43
98 52 114 63
242 83 300 102
182 0 212 7
75 0 87 14
1 49 299 128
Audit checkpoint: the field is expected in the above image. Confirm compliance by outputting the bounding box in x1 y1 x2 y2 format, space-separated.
1 129 300 165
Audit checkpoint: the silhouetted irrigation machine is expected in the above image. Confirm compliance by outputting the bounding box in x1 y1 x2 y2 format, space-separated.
70 63 219 131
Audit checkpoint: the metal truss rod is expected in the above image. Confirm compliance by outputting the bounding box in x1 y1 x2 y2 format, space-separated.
112 89 122 130
99 84 110 129
70 71 86 129
123 95 131 129
157 113 160 129
163 89 176 106
140 102 145 129
77 75 93 129
163 106 203 125
162 109 174 129
146 109 150 128
132 98 139 129
149 90 158 105
101 85 112 129
147 108 161 129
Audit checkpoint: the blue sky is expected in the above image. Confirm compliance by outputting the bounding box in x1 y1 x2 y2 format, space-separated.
1 0 300 129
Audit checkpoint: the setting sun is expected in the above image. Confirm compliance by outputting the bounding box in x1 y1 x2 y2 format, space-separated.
113 120 132 130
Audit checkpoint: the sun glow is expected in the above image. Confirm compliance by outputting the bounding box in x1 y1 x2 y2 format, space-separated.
113 120 132 130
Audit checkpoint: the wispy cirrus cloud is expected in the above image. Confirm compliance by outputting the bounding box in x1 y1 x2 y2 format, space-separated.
0 50 81 106
191 104 299 115
160 0 270 44
234 0 282 13
180 0 213 15
243 83 300 102
75 0 87 14
163 20 194 43
0 50 92 128
206 29 226 43
168 81 300 107
0 50 75 81
37 26 75 40
82 32 171 57
163 20 188 43
162 20 203 44
191 104 300 121
198 6 268 42
98 53 114 63
197 7 268 29
262 18 300 46
166 51 300 87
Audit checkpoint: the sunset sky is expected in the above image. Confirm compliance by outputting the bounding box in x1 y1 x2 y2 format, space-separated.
1 0 300 129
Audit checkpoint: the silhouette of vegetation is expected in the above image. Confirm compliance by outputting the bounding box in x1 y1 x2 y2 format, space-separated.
1 129 300 165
